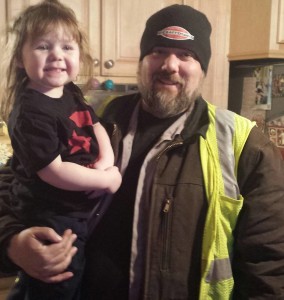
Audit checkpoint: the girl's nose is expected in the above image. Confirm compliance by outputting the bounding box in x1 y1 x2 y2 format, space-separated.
49 47 63 60
161 54 179 73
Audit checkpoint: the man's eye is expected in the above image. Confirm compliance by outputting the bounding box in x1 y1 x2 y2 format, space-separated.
152 49 164 56
181 52 196 60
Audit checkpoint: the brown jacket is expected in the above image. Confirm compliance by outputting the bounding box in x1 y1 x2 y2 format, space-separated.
100 95 284 299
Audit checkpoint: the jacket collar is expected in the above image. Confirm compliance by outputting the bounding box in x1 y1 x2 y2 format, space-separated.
181 96 209 142
102 93 210 142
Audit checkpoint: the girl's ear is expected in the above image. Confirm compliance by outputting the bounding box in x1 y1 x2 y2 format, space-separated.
17 61 24 68
16 57 24 68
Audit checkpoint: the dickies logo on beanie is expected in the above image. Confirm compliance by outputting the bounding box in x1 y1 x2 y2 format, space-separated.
140 5 212 73
157 26 194 41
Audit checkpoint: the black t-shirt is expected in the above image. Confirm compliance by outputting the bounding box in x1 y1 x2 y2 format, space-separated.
8 84 100 216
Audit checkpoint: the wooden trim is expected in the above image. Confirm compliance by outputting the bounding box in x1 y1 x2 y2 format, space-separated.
278 0 284 43
0 276 16 300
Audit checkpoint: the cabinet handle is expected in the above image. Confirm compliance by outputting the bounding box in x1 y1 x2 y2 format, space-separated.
93 58 100 67
104 59 115 69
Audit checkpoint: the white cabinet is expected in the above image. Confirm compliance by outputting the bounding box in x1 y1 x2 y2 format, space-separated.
1 0 231 108
229 0 284 60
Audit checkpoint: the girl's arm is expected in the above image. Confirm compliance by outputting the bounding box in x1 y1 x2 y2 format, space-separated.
37 155 121 193
92 122 114 170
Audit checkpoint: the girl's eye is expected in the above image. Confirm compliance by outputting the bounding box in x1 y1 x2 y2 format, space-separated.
63 45 73 50
36 44 49 50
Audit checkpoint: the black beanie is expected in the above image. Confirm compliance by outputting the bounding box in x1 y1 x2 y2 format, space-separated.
139 5 212 73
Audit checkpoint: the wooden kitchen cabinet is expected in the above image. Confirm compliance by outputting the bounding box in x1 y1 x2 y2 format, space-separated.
100 0 188 81
1 0 231 107
2 0 182 84
1 0 100 81
98 0 232 108
229 0 284 60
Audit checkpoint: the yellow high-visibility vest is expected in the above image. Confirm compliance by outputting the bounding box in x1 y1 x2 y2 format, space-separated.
199 102 255 299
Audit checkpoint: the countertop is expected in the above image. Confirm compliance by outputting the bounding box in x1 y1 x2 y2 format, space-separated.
0 124 15 297
0 123 12 166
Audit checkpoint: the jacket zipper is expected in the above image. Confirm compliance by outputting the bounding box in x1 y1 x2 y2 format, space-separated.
111 123 117 137
156 140 183 271
161 198 172 271
156 140 183 161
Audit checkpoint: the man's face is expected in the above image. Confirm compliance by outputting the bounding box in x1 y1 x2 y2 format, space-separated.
137 47 205 118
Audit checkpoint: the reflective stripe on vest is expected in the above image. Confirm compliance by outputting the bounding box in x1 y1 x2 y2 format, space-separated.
199 102 255 300
215 108 239 199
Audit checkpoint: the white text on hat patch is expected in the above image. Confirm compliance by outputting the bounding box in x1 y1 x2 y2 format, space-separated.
157 26 194 41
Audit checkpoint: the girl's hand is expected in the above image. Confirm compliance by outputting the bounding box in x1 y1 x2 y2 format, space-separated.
92 157 113 171
86 166 122 199
104 166 122 194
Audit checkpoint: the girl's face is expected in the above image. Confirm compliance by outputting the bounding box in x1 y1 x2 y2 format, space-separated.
19 25 80 98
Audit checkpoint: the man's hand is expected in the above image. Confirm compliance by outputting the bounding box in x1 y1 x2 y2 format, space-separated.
8 227 77 283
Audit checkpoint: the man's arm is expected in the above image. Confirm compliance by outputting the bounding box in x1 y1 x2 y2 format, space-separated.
0 164 24 274
233 127 284 299
0 164 78 282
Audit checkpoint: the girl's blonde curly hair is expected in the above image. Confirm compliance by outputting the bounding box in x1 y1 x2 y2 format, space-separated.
0 0 93 122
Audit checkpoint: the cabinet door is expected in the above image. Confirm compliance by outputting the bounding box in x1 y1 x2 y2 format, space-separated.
4 0 100 80
6 0 26 23
278 0 284 44
186 0 231 108
101 0 185 78
0 1 6 30
5 0 97 52
102 0 231 108
59 0 101 80
229 0 284 60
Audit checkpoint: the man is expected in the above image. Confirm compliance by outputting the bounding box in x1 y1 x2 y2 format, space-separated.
1 4 284 299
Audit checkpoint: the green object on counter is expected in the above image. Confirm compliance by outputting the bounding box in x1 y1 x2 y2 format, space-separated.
95 95 118 117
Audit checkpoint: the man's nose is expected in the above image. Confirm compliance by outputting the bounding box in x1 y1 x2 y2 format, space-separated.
161 54 179 73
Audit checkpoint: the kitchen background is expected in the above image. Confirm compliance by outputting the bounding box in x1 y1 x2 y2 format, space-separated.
0 0 284 297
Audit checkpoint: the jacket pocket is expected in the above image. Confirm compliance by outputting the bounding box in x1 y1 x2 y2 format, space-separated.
219 194 244 233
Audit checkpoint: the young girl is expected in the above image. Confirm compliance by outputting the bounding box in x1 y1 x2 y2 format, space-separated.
0 0 121 299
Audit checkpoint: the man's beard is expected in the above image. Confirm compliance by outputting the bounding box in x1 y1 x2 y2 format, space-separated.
137 69 204 119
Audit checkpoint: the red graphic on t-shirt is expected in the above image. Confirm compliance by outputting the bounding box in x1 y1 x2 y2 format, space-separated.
68 130 92 154
68 110 93 154
69 111 93 127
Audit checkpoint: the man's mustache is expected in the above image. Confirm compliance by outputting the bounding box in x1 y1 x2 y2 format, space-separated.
153 72 184 86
